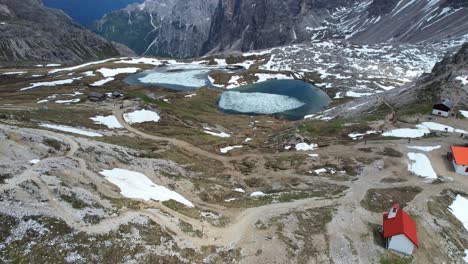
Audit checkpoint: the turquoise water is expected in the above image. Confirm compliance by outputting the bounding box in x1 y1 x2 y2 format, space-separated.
218 80 331 121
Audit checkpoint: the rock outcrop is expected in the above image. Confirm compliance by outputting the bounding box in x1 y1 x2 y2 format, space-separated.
92 0 468 58
91 0 217 58
0 0 134 65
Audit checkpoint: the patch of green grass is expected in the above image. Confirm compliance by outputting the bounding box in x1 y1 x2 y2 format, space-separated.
125 91 171 108
60 194 89 209
42 138 64 151
378 147 403 157
361 186 422 213
299 119 345 137
397 101 433 116
178 220 203 238
162 200 200 219
380 254 413 264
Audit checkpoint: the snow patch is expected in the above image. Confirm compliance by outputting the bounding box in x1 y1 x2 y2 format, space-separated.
295 143 318 151
20 78 81 91
204 130 231 138
250 191 266 197
220 145 243 154
124 110 160 124
234 188 246 193
407 153 437 180
90 115 123 129
40 124 103 137
407 145 441 152
91 77 114 86
100 168 194 207
97 67 140 78
29 159 40 164
449 195 468 231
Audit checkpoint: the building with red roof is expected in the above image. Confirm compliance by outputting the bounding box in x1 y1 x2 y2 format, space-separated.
383 203 418 255
451 146 468 176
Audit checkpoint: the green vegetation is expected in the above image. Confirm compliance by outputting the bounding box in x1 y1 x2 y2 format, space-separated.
397 101 433 116
125 91 171 108
60 193 89 209
378 147 403 157
380 254 413 264
178 220 203 238
43 138 64 151
361 186 422 213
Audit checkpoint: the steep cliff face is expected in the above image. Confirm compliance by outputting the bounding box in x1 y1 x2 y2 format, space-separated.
0 0 134 65
92 0 217 58
92 0 468 58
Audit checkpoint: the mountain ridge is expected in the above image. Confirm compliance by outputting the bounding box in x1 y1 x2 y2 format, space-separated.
0 0 135 65
92 0 468 58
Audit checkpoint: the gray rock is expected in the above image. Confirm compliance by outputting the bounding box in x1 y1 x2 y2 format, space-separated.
0 0 135 66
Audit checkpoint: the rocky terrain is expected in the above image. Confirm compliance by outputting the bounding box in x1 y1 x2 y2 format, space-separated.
0 0 134 65
91 0 468 57
322 40 468 119
91 0 218 58
0 39 467 262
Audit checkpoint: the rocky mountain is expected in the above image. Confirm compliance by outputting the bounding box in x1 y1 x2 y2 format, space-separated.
0 0 134 66
43 0 144 26
324 42 468 119
91 0 217 58
93 0 468 58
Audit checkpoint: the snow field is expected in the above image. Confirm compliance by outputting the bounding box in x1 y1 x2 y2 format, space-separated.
100 168 194 207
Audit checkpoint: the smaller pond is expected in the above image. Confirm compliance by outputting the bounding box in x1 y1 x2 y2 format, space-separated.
123 64 242 91
217 80 331 120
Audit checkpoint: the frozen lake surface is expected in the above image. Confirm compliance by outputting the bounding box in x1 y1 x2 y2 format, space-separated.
218 80 331 120
124 64 242 91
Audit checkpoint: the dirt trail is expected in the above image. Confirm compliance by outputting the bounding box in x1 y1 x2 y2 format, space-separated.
113 108 235 168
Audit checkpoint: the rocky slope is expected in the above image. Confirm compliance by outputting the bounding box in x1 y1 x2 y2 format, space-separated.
91 0 217 58
0 0 134 65
93 0 468 57
323 42 468 119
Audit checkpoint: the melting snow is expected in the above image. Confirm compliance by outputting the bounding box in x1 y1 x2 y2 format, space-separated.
407 153 437 180
250 191 266 197
383 128 429 138
97 67 140 77
20 78 81 91
91 77 114 86
29 159 40 164
295 143 318 151
1 71 26 75
219 91 305 114
348 131 379 140
460 110 468 118
314 168 327 174
456 76 468 85
124 110 160 124
90 115 123 129
40 124 103 137
49 58 117 74
234 188 246 193
115 57 163 66
100 168 194 207
255 73 293 82
407 146 441 152
449 195 468 231
204 130 231 138
417 122 467 134
220 145 243 154
55 99 80 104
